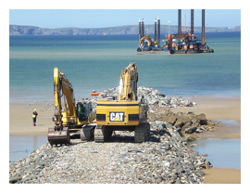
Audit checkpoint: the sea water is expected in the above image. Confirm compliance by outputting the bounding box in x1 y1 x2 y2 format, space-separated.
9 33 241 164
9 135 47 163
191 138 241 169
190 120 241 170
9 32 241 103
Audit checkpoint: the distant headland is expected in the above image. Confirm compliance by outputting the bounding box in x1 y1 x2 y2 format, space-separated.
9 24 241 36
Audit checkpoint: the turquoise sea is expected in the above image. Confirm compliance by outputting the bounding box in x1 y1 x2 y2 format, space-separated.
9 33 241 166
9 32 241 103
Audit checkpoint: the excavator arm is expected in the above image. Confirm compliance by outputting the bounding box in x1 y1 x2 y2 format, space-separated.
48 67 78 146
53 67 77 130
49 67 96 146
118 63 148 123
118 62 138 101
138 35 152 48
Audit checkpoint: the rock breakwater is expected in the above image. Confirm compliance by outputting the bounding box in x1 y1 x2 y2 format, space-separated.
10 87 217 184
150 111 220 136
9 121 211 184
90 87 196 112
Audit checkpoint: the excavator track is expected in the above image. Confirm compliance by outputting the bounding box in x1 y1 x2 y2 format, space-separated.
94 125 104 143
103 127 113 140
134 122 150 143
48 127 70 146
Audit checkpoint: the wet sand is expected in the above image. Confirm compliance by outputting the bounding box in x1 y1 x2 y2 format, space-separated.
9 102 54 136
172 96 241 139
170 96 241 184
9 96 241 184
203 168 241 184
10 96 241 136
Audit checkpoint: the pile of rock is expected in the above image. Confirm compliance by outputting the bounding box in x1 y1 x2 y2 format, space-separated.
9 120 211 184
161 111 219 135
137 87 196 109
89 87 196 112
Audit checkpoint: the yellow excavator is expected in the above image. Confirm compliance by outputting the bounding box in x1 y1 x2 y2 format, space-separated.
48 67 96 146
137 35 161 52
95 62 150 143
139 35 152 47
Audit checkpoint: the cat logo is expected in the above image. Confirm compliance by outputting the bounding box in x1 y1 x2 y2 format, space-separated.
110 112 124 122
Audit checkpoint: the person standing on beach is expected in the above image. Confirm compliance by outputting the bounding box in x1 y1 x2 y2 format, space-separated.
32 109 38 126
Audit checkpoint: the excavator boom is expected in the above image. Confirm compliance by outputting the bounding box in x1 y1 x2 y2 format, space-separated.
118 62 138 101
48 67 75 145
138 35 152 48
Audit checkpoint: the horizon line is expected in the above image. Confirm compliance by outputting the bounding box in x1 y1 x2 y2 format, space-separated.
9 24 241 30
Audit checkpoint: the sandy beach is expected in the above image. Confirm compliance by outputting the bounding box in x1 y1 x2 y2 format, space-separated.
203 168 241 184
172 96 241 139
9 96 241 184
10 96 241 136
172 96 241 184
9 102 54 136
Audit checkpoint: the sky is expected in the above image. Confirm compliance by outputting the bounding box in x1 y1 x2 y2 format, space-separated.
9 9 241 29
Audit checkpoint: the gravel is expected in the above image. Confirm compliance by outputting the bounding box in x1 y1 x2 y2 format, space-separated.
9 121 212 184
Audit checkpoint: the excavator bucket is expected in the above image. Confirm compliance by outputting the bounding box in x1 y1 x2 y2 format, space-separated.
48 127 70 146
80 123 96 141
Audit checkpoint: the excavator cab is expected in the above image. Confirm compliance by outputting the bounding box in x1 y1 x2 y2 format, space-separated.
76 100 94 122
76 102 88 122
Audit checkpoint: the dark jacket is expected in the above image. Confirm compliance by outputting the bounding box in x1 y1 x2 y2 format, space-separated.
33 111 38 119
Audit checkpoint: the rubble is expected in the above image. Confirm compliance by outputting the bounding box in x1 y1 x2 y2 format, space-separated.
89 87 196 112
9 120 211 184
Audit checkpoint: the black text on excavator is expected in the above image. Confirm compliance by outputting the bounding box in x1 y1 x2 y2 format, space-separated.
95 62 150 143
48 67 96 146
